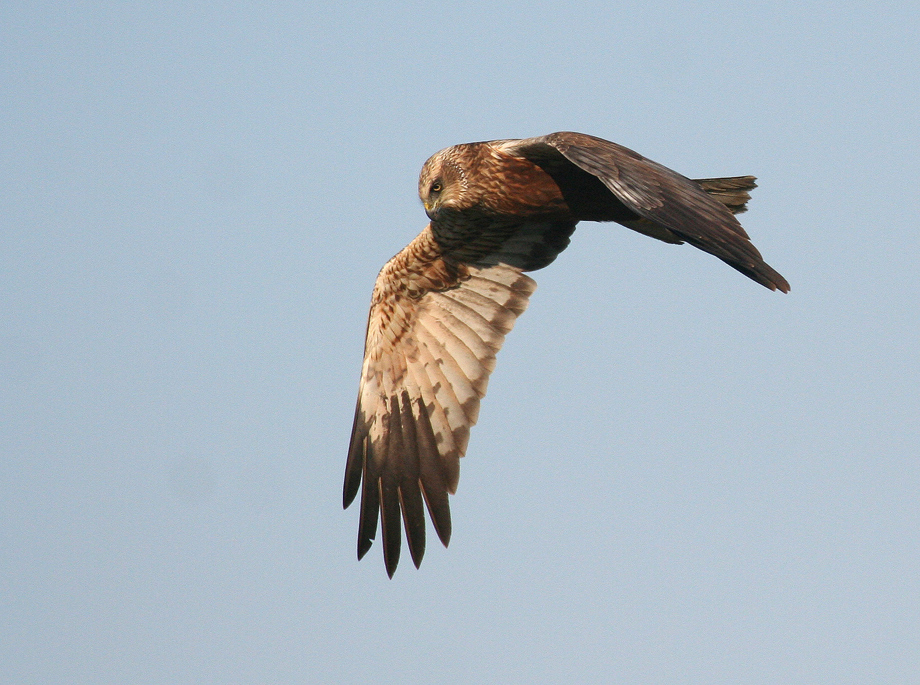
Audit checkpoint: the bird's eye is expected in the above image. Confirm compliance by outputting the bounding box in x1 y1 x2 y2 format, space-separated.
430 182 442 194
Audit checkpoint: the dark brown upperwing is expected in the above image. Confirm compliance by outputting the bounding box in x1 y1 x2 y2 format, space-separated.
502 132 789 292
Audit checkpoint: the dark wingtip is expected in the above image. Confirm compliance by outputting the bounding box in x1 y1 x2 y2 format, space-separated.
344 399 369 508
762 267 790 294
762 275 791 294
343 483 358 510
356 469 379 562
725 257 789 294
756 270 790 293
436 521 452 548
357 535 373 561
399 487 427 570
382 542 400 577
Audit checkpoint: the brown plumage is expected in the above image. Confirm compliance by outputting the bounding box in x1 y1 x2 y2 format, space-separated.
344 131 789 576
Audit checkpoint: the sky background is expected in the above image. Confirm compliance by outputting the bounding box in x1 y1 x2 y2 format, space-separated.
2 2 919 683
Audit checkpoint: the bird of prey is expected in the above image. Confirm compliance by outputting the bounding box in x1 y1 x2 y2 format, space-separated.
344 131 789 576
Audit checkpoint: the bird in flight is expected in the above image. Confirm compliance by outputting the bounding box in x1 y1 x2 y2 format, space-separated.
344 131 789 576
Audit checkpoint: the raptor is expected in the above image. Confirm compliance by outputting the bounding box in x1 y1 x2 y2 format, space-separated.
344 131 788 576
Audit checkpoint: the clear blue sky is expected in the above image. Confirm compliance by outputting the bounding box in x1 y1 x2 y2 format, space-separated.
2 2 919 683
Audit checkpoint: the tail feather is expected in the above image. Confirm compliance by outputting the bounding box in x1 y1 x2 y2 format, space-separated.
694 176 757 215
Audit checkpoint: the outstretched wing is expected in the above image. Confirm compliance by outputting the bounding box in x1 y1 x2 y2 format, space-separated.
345 221 574 577
497 132 789 292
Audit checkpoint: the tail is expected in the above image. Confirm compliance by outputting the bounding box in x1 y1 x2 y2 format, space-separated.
694 176 757 215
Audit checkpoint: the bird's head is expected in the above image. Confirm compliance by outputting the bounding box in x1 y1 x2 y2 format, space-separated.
418 146 471 220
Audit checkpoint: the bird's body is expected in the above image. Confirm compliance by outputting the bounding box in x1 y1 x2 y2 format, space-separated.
345 131 789 576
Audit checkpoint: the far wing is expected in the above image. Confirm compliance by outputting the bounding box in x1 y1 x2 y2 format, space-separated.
501 132 790 292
